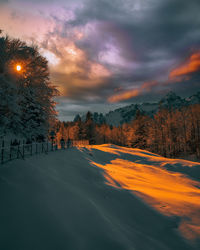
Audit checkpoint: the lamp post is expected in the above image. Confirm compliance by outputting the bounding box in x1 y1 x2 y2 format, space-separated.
15 63 25 89
16 65 22 71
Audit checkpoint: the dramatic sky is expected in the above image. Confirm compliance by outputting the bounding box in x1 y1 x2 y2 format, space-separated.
0 0 200 120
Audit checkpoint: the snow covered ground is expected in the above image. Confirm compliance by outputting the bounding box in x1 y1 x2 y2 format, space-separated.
0 144 200 250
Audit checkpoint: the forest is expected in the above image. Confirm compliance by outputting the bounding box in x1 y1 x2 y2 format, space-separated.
55 105 200 159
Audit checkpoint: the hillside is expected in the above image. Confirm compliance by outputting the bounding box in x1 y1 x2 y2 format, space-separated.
0 145 200 249
78 92 200 126
105 92 200 126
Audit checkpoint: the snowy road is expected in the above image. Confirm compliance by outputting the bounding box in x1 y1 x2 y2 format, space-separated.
0 145 199 250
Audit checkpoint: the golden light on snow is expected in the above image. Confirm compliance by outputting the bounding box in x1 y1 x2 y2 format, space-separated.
16 64 22 71
90 144 200 241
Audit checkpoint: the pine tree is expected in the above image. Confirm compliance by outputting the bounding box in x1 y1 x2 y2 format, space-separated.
73 114 81 123
0 75 21 136
131 110 149 149
0 34 58 139
84 111 95 143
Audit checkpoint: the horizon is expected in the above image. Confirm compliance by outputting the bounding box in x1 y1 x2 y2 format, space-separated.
57 90 200 121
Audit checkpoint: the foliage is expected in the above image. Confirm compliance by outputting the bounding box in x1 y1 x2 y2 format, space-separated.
0 34 58 139
56 104 200 159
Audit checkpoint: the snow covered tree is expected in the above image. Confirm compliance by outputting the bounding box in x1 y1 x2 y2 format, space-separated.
84 111 95 143
0 34 58 139
0 75 21 136
73 114 81 123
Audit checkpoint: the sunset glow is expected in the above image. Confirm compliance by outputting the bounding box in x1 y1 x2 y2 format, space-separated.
170 52 200 79
41 50 60 66
16 65 22 72
0 0 199 114
90 145 200 240
108 81 158 103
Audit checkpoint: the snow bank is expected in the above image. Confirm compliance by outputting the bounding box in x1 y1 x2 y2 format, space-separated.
90 145 200 242
0 145 199 249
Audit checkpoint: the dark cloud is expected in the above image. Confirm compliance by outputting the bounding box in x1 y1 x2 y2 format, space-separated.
73 0 200 63
1 0 200 120
0 0 9 4
74 0 200 95
56 97 125 121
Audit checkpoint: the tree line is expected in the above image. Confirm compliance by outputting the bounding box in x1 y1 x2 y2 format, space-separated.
0 32 58 141
55 104 200 159
1 33 199 159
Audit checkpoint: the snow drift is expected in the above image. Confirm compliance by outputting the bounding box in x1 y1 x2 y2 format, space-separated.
0 144 199 250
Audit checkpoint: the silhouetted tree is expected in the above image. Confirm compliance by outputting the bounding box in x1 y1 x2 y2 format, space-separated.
0 33 58 139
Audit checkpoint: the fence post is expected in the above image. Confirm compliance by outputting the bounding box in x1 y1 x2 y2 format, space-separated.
22 140 25 159
51 140 53 151
36 143 38 154
9 140 12 161
42 143 44 153
47 141 48 152
1 140 4 164
17 141 20 159
30 143 32 156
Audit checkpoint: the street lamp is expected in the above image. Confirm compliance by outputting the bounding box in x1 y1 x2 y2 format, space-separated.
16 64 22 72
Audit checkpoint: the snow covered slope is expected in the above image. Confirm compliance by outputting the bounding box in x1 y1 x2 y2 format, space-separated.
77 92 200 126
104 92 200 126
0 145 200 249
76 92 200 126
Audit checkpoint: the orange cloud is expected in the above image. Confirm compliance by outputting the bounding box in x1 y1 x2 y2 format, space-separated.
108 81 157 103
89 63 111 79
170 52 200 79
108 89 139 103
42 34 111 93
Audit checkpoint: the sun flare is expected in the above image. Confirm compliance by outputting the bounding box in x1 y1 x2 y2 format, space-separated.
16 64 22 71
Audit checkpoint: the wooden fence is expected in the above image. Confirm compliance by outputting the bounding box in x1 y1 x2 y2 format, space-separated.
0 139 89 164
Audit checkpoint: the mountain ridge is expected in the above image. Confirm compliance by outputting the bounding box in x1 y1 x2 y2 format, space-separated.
75 91 200 126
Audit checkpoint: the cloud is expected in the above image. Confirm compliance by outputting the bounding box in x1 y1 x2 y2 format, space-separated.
69 0 200 102
170 52 200 79
56 97 125 120
44 34 112 93
108 49 200 103
108 81 158 103
1 0 200 118
0 0 9 3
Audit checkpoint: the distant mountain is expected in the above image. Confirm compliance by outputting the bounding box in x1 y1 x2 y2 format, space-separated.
186 91 200 105
76 112 106 124
75 91 200 126
158 91 187 109
105 91 193 126
105 102 159 126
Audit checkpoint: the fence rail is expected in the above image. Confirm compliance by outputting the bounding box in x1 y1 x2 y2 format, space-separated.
0 139 89 164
